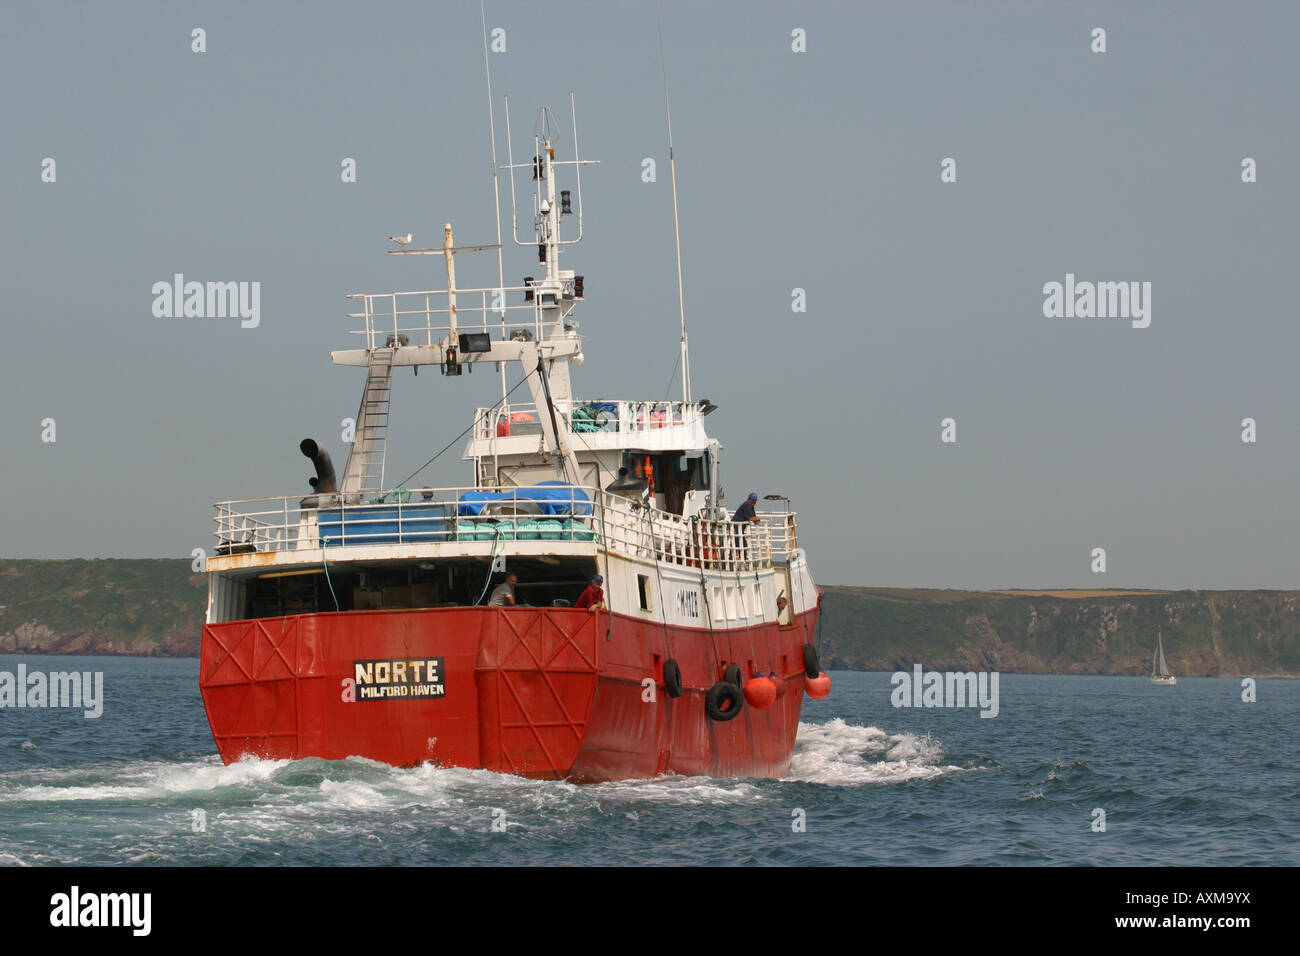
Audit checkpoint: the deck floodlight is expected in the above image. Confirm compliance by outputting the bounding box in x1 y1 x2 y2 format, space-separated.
459 333 492 353
698 399 718 416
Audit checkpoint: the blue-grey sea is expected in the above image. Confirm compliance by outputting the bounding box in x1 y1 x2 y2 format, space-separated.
0 655 1294 866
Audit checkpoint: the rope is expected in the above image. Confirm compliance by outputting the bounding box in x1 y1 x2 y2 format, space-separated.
646 507 674 645
388 370 535 492
473 525 504 606
698 568 721 667
661 350 681 401
320 537 341 611
563 423 614 640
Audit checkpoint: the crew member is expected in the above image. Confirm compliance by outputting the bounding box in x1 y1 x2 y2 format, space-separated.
732 492 759 565
732 492 760 524
575 574 605 611
488 573 518 607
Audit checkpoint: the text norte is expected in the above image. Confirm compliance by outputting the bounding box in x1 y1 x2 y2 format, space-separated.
350 658 444 701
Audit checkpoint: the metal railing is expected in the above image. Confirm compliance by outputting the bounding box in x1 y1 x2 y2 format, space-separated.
211 483 799 571
213 485 599 555
595 493 783 573
475 400 703 440
346 284 567 352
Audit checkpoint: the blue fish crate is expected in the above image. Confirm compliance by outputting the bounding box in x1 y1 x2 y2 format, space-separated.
319 502 452 546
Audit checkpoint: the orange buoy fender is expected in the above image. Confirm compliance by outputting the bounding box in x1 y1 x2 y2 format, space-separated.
744 674 777 709
805 672 832 700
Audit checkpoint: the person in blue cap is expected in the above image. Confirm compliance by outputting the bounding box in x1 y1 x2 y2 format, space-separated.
732 492 760 525
731 493 760 565
575 573 605 611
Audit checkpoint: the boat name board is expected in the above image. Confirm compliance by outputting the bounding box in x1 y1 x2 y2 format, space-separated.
350 658 445 700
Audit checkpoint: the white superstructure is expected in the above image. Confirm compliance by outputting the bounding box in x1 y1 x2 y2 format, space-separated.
204 104 814 637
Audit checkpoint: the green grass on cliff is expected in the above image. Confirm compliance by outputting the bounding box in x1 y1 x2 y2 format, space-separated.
2 561 1298 674
819 585 1300 677
0 559 204 655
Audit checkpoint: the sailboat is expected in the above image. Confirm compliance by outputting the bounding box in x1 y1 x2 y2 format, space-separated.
1150 630 1176 685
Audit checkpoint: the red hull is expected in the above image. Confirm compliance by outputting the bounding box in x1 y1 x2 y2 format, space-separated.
200 606 819 782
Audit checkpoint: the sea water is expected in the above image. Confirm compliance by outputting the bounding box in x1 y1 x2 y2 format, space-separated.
0 656 1295 866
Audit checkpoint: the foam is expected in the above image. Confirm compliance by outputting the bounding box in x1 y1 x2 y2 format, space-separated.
0 719 971 812
786 718 970 785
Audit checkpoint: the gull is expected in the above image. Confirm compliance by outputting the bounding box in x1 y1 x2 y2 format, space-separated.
388 233 413 249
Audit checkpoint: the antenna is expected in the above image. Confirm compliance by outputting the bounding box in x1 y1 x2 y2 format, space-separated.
481 0 508 405
570 92 585 241
503 97 526 248
657 0 691 405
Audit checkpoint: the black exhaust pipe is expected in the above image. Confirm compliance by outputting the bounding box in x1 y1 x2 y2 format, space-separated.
300 438 337 494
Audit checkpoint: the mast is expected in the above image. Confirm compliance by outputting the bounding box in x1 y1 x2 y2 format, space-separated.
481 0 507 406
335 98 598 492
657 1 691 405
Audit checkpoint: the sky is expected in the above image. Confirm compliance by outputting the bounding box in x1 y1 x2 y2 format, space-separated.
2 1 1298 590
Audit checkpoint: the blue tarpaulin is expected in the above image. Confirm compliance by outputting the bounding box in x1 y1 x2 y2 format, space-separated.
457 481 593 516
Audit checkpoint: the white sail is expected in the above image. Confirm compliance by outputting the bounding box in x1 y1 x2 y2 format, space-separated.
1151 631 1176 684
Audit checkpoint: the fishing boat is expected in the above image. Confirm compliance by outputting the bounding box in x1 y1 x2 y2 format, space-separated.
197 99 828 781
1151 630 1176 685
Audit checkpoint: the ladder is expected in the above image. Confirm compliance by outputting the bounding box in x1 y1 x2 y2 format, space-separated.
341 347 394 497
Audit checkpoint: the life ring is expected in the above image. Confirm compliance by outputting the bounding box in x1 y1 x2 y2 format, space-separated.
663 659 683 698
723 663 742 687
705 681 744 721
802 644 820 680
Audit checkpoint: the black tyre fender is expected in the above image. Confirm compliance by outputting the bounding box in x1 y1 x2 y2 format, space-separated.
663 658 683 698
802 644 820 680
723 663 742 687
705 681 744 721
